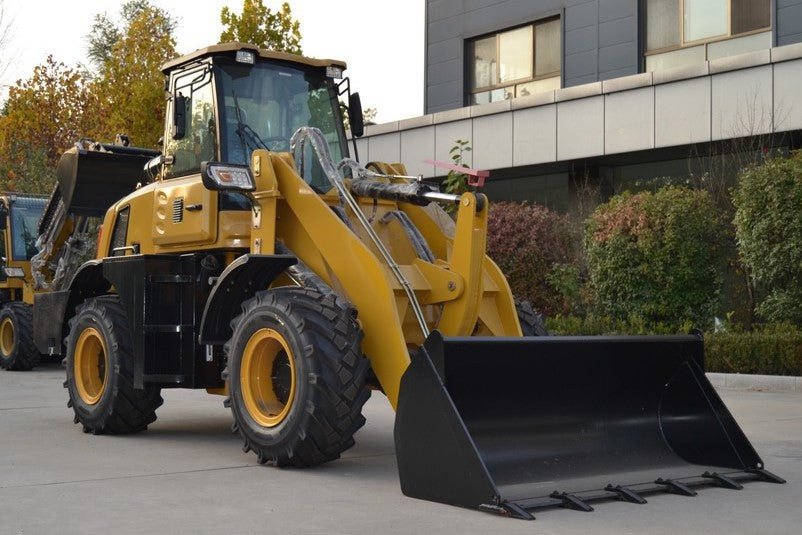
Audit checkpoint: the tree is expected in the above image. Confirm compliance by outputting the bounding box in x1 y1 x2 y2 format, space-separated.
0 56 100 193
0 1 14 87
93 4 177 148
220 0 302 54
86 0 176 70
584 186 725 329
733 151 802 324
487 202 576 317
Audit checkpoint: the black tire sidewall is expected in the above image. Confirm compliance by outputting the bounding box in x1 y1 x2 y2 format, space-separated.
0 303 38 370
65 299 123 427
226 287 369 466
516 300 548 336
227 299 312 448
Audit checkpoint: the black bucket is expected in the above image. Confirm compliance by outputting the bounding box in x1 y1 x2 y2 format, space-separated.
56 144 159 216
394 332 784 519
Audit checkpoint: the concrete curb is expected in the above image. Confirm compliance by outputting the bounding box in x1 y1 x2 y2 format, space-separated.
707 372 802 392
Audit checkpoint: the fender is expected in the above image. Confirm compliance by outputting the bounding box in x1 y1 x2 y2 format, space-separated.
33 260 111 355
199 254 297 345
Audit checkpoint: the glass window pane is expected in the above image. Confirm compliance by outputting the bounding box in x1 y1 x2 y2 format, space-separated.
732 0 770 34
471 90 491 105
535 18 561 76
499 26 532 83
646 0 680 50
472 36 497 90
645 44 705 71
489 88 507 103
166 69 216 177
684 0 727 42
516 76 560 98
706 30 771 60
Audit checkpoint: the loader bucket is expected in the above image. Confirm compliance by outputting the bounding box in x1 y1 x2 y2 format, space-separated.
56 144 159 216
394 332 784 520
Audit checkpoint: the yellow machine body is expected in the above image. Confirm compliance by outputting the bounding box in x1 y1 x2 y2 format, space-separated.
57 42 782 520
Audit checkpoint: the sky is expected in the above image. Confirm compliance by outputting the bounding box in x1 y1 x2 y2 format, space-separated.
0 0 424 124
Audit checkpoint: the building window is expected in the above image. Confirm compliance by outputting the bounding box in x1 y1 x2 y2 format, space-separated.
645 0 771 71
469 17 561 105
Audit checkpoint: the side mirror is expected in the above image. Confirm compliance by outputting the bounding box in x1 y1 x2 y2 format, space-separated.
349 92 364 138
0 203 7 230
173 94 187 140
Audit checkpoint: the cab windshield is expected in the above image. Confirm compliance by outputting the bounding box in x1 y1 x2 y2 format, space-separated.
9 197 45 260
217 61 348 191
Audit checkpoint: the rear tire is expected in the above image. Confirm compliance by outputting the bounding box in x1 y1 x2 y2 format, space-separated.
516 300 548 336
224 287 370 467
0 303 40 370
64 296 163 434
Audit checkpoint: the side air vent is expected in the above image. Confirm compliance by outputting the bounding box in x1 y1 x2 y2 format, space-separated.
110 206 130 256
172 198 184 223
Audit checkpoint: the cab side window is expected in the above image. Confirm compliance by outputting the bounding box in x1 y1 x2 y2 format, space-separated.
164 67 217 178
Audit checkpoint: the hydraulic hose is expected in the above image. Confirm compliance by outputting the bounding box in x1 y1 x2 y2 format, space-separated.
290 127 430 338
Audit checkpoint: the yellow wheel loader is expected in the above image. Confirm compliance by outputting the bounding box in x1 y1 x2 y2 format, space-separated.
38 43 783 519
0 194 47 370
0 140 157 372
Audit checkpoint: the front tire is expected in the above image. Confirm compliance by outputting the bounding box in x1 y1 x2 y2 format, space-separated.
516 300 548 336
0 303 40 370
64 296 163 434
224 287 370 467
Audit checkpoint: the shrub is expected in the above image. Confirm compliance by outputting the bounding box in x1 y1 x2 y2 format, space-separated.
546 314 693 335
733 150 802 323
486 202 576 316
584 186 725 329
547 316 802 376
705 324 802 376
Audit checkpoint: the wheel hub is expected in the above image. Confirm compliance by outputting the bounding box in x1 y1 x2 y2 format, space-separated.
240 328 296 427
0 316 14 357
74 327 108 405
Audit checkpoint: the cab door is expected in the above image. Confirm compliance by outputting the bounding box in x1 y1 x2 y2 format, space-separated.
156 63 219 247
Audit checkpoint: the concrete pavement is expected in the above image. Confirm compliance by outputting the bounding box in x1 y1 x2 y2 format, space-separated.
2 362 800 534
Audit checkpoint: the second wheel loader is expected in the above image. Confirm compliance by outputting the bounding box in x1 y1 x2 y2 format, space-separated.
38 43 783 520
0 194 46 370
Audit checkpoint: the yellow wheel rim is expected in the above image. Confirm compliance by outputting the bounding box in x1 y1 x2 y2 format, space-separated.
240 328 296 428
74 327 108 405
0 317 15 357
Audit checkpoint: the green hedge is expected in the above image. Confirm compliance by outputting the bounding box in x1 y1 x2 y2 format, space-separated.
547 315 802 376
705 330 802 376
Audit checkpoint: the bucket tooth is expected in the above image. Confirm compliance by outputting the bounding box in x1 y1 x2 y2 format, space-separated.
746 468 786 484
549 491 593 512
478 502 535 520
702 471 743 490
655 478 697 496
605 484 648 504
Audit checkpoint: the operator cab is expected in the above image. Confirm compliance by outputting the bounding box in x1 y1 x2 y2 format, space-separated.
0 196 46 281
160 43 358 193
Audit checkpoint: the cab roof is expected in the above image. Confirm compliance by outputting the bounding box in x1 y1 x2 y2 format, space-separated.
160 42 347 74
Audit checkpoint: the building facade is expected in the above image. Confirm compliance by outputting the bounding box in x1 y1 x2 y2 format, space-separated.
356 0 802 210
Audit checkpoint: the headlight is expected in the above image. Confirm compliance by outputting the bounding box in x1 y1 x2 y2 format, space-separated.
3 267 25 278
201 162 256 192
235 49 256 65
326 65 344 79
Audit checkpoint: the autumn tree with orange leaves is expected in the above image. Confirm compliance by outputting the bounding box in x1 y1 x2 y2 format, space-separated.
90 1 176 148
0 1 176 193
0 57 101 193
